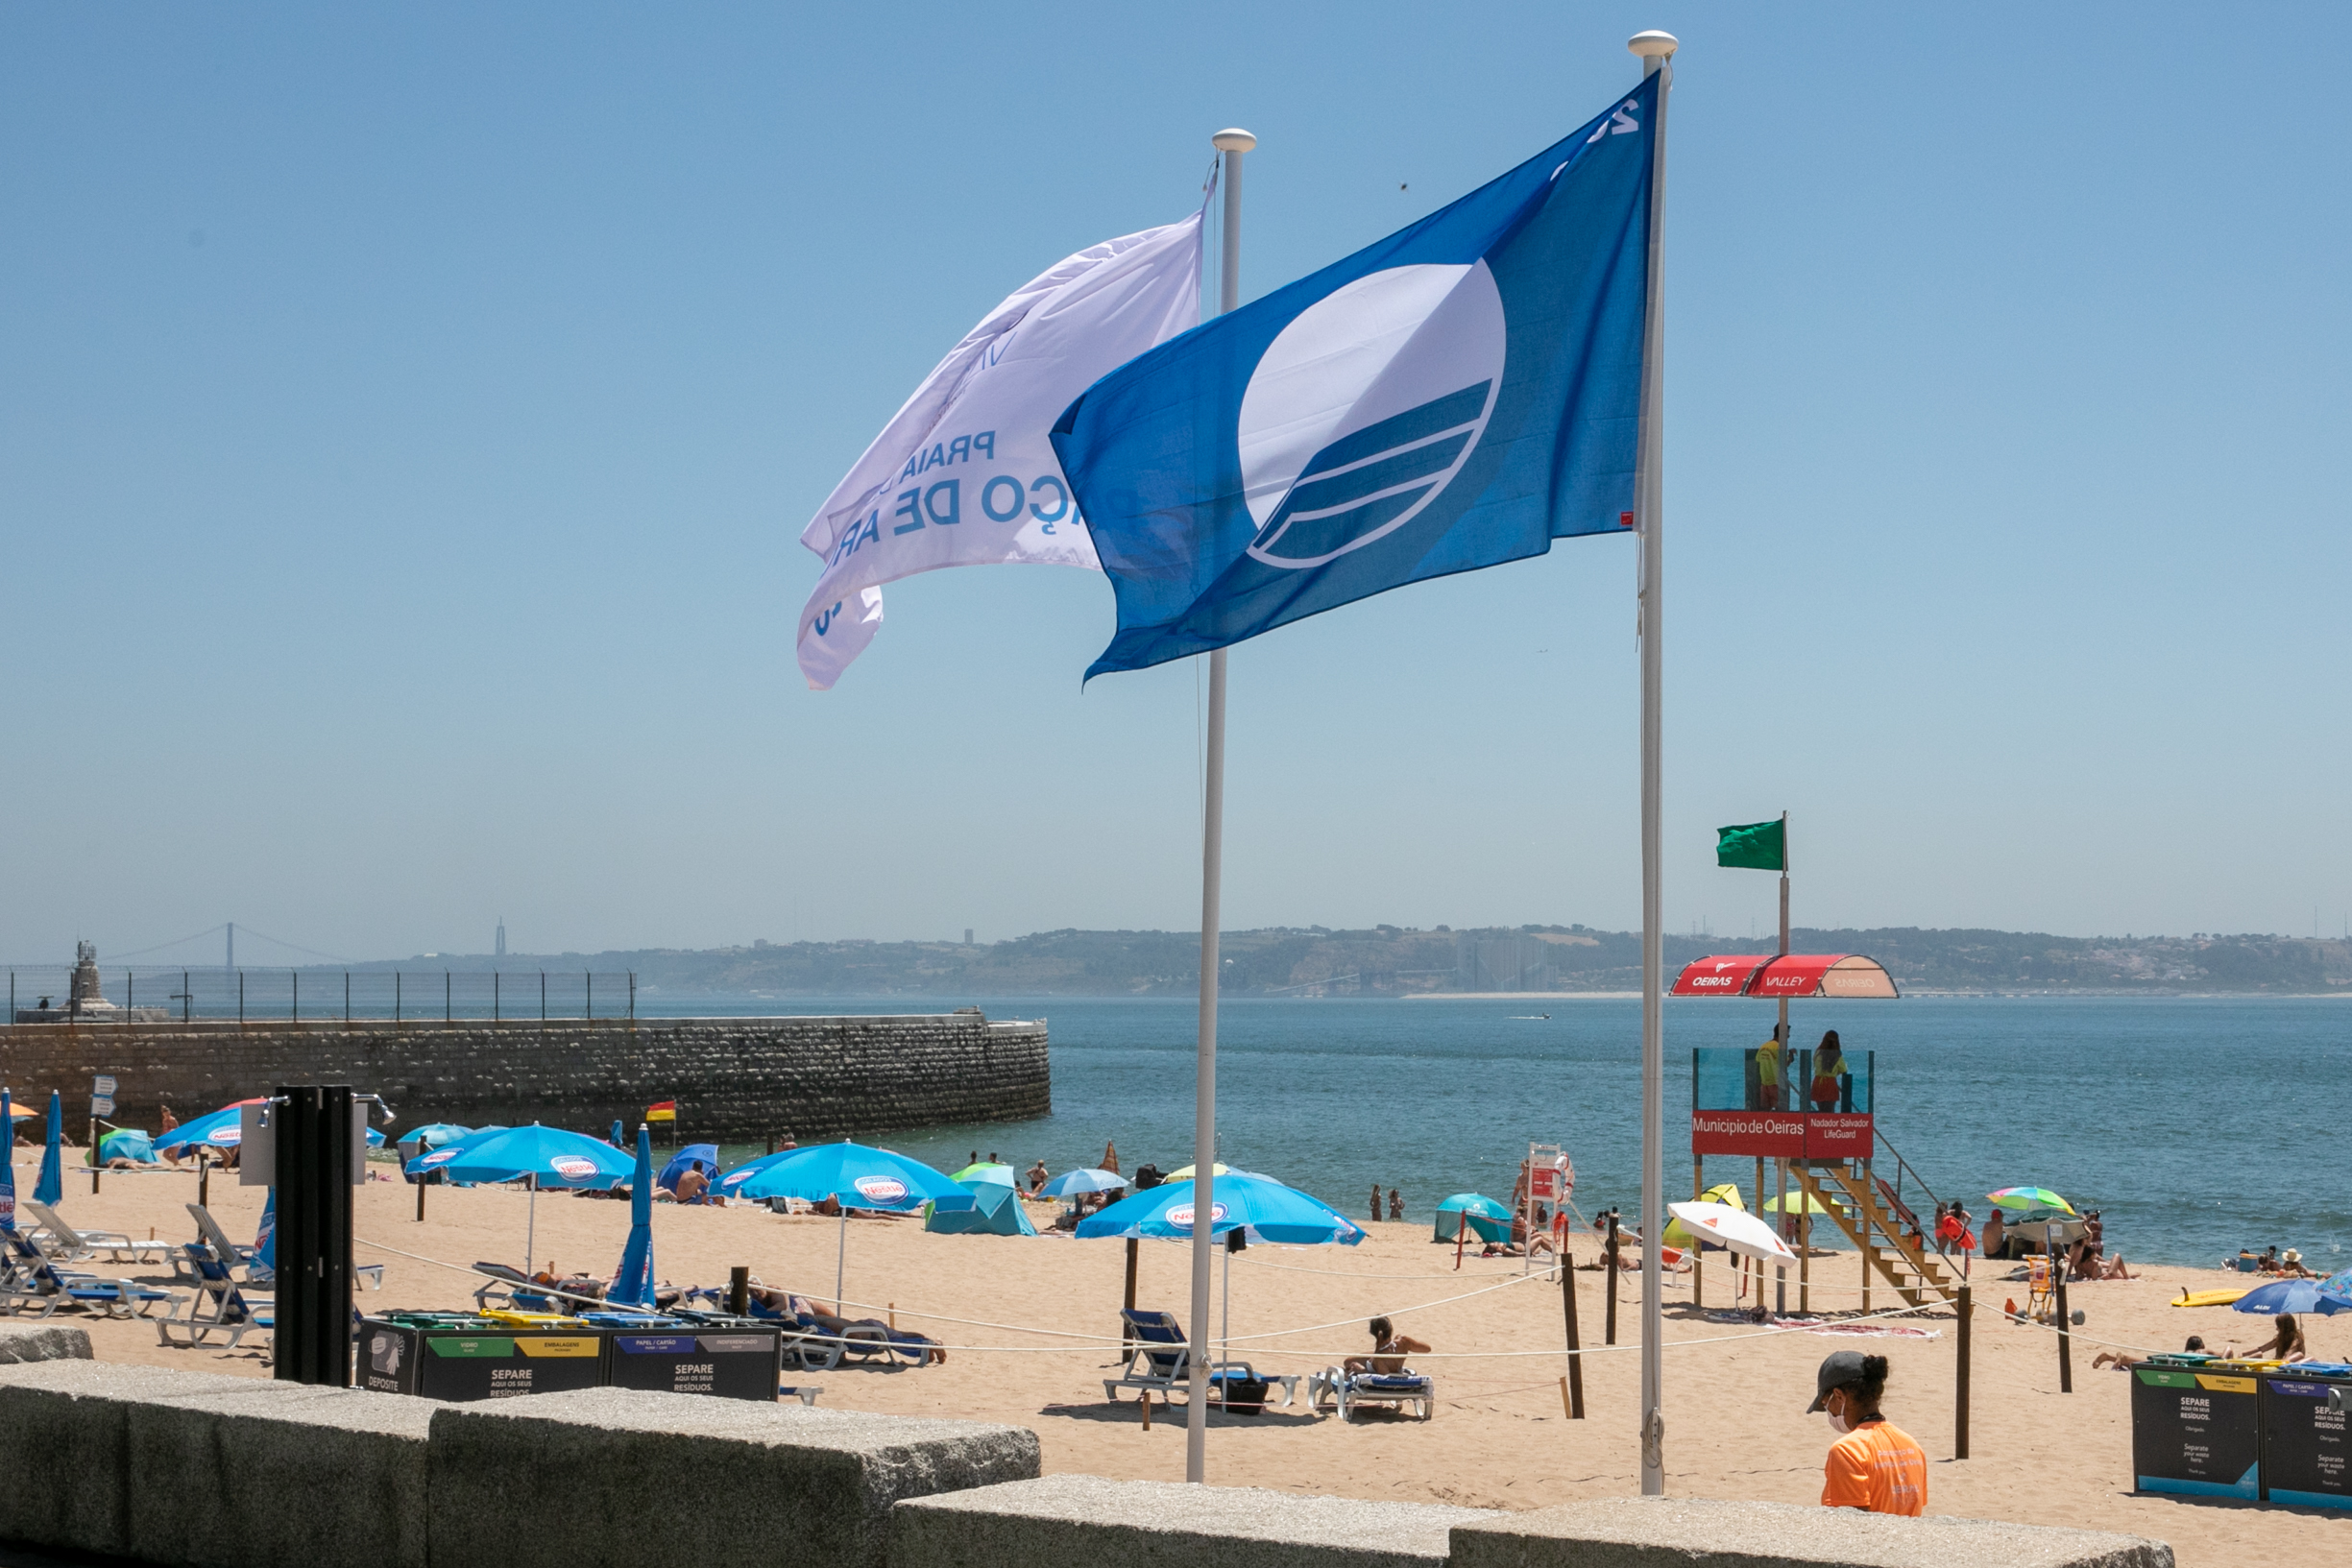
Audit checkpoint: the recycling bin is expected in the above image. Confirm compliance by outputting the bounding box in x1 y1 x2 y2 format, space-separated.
593 1313 783 1402
357 1315 605 1401
2259 1363 2352 1508
2129 1356 2264 1499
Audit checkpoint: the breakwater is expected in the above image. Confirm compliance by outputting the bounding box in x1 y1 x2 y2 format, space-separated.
0 1011 1048 1142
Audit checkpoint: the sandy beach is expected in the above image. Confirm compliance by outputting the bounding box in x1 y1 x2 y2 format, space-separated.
20 1157 2344 1564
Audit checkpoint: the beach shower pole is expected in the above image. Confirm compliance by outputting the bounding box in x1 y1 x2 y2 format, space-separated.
1182 125 1252 1487
1629 26 1676 1499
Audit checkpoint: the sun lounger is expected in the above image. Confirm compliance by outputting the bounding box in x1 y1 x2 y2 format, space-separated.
0 1228 180 1321
471 1262 562 1313
1308 1364 1436 1421
1103 1308 1195 1402
23 1200 172 1266
155 1242 275 1350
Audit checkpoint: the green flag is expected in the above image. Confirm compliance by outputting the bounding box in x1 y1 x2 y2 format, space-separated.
1716 819 1784 872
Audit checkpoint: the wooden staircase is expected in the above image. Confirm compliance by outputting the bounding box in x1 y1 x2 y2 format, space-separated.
1789 1162 1961 1309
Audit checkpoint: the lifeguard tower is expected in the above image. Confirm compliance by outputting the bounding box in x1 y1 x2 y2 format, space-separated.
1674 953 1958 1313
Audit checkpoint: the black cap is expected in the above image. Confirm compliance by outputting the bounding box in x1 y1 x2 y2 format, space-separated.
1807 1350 1868 1412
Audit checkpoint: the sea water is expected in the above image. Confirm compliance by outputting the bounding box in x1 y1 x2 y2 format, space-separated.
646 994 2352 1270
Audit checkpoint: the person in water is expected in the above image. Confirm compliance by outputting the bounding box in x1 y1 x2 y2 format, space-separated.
1809 1351 1926 1515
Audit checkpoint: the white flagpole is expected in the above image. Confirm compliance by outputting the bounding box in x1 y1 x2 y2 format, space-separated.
1189 125 1254 1486
1629 27 1677 1499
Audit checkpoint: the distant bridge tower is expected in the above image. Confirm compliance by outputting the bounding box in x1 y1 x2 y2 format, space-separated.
227 922 235 971
497 918 507 957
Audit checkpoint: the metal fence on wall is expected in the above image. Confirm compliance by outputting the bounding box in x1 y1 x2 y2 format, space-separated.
5 969 637 1025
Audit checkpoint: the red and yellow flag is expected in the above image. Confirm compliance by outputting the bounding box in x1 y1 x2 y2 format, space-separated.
645 1100 677 1122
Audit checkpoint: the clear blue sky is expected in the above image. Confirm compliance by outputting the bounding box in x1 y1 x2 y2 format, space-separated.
4 3 2345 965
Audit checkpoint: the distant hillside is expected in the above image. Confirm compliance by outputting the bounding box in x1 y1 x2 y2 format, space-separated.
399 926 2352 998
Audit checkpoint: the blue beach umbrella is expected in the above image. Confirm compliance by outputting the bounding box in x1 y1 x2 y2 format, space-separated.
715 1141 964 1311
396 1123 471 1155
610 1125 656 1309
657 1144 720 1194
0 1089 16 1230
1076 1173 1368 1247
404 1125 512 1180
2231 1278 2352 1317
256 1190 277 1273
99 1129 157 1164
2319 1269 2352 1311
1037 1168 1128 1200
424 1123 636 1276
154 1100 266 1157
36 1092 63 1206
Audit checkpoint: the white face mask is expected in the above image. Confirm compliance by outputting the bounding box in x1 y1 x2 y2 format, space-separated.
1826 1406 1855 1435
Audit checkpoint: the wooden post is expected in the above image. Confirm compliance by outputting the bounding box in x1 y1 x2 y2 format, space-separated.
415 1171 426 1222
2055 1264 2073 1393
1604 1212 1620 1345
1123 1237 1141 1348
1141 1389 1152 1430
1955 1284 1973 1459
1859 1156 1873 1315
1455 1208 1469 1270
1562 1250 1586 1418
728 1266 750 1317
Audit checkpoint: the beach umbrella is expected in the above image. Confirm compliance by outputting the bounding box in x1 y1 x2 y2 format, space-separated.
1078 1174 1367 1247
256 1190 277 1273
425 1123 636 1275
2231 1278 2352 1317
658 1144 721 1193
0 1089 15 1230
1762 1192 1839 1216
1037 1168 1128 1199
2319 1269 2352 1311
949 1161 1018 1187
395 1123 471 1154
35 1092 63 1206
1666 1201 1799 1266
1432 1193 1513 1244
403 1125 513 1179
154 1099 268 1156
926 1180 1038 1237
1987 1187 2075 1217
1165 1162 1234 1182
1664 1182 1745 1248
98 1129 156 1164
715 1141 964 1311
610 1125 657 1309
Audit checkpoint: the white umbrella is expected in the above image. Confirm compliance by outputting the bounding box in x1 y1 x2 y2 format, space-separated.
1667 1201 1798 1266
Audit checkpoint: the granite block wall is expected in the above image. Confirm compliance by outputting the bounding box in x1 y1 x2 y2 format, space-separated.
0 1012 1049 1142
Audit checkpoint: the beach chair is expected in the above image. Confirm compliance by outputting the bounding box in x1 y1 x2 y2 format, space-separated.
1307 1364 1437 1422
24 1200 172 1266
2026 1256 2055 1322
471 1262 561 1313
1103 1309 1195 1403
825 1315 941 1369
155 1242 275 1350
0 1228 178 1321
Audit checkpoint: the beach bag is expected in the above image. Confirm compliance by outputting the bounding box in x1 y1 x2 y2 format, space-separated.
1222 1377 1270 1414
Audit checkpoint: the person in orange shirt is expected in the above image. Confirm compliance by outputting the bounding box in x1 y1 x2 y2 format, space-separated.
1807 1351 1927 1515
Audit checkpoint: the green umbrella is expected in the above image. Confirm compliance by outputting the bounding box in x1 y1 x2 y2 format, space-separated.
949 1162 1017 1187
1987 1187 2075 1217
1763 1192 1838 1216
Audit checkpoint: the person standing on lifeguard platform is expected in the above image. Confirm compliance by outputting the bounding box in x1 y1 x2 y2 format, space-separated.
1756 1025 1786 1110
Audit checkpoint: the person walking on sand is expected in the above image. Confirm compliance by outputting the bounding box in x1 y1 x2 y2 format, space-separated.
1808 1351 1926 1515
1370 1182 1384 1222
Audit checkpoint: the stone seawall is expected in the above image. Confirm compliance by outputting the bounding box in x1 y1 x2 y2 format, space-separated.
0 1012 1048 1142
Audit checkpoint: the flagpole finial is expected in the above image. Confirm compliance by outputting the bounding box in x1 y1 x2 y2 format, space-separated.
1211 129 1257 153
1628 30 1679 59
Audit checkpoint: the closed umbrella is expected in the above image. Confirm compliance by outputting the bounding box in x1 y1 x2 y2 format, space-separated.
426 1124 636 1276
256 1190 277 1275
0 1089 15 1230
714 1142 963 1313
36 1092 63 1206
1037 1168 1128 1199
609 1125 657 1309
1666 1201 1799 1266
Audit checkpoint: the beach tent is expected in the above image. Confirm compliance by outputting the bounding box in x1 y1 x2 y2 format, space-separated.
1432 1193 1512 1244
1663 1182 1744 1249
98 1129 157 1164
926 1180 1037 1237
658 1144 720 1193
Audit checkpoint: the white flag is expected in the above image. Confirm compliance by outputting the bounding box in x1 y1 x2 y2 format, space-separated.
797 210 1203 689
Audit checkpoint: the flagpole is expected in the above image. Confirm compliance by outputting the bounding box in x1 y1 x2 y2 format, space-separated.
1777 808 1789 1316
1629 27 1677 1500
1189 125 1253 1486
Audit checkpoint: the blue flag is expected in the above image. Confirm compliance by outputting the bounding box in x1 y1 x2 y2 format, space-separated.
1054 74 1658 677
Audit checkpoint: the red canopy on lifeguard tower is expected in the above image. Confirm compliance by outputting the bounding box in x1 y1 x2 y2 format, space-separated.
1670 953 1898 999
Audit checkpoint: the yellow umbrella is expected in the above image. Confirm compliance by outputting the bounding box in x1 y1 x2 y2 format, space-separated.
1664 1182 1744 1246
1763 1192 1838 1216
1165 1162 1233 1182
